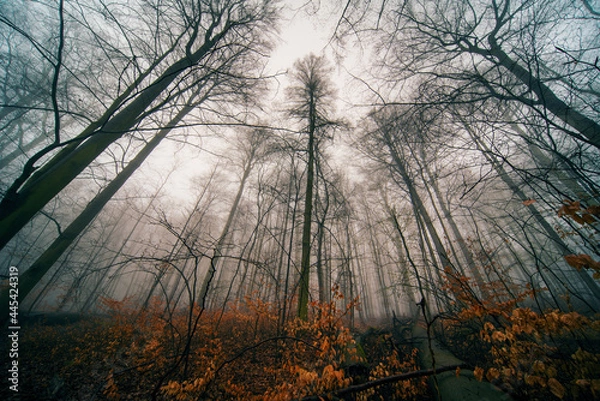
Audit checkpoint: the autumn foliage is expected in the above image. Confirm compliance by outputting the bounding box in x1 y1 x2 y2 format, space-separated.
5 287 428 400
442 267 600 400
437 200 600 400
559 200 600 279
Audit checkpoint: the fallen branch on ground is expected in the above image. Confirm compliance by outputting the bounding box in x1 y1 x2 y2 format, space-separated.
297 363 468 401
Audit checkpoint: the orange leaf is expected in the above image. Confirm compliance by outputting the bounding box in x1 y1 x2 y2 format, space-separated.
558 200 581 217
522 199 536 206
548 378 565 399
564 254 600 272
525 374 538 386
486 367 500 382
474 367 484 382
491 331 506 342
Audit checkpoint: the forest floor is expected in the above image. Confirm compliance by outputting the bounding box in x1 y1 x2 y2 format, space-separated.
1 296 435 401
1 291 600 400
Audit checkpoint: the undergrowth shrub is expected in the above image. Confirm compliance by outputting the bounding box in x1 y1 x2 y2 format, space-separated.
6 286 427 400
441 266 600 401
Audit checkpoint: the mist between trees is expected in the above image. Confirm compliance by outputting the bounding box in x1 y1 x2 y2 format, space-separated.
0 1 599 400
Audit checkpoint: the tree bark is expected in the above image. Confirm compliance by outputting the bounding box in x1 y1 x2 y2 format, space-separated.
0 13 239 250
0 104 193 324
298 115 316 320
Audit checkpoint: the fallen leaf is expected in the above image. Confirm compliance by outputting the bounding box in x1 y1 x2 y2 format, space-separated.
548 378 565 399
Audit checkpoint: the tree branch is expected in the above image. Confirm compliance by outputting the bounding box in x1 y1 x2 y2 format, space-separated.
296 364 468 401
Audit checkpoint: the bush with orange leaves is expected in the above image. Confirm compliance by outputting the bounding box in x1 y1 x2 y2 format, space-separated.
259 287 360 400
360 347 426 401
441 266 600 401
10 286 427 400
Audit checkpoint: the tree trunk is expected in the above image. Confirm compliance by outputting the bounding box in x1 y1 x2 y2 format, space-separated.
314 160 330 304
0 22 232 250
198 147 255 308
0 103 194 324
280 158 300 329
298 98 317 320
384 133 454 274
463 38 600 150
468 127 600 309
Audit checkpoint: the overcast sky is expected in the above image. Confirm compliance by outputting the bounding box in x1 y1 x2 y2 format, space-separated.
267 2 333 73
144 1 368 205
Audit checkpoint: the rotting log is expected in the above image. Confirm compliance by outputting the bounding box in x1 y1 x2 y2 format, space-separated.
412 320 513 401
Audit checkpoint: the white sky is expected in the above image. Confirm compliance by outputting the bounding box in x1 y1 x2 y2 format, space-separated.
142 1 368 206
266 4 332 74
265 1 373 121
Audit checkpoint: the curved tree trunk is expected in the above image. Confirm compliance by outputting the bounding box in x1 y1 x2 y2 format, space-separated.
484 43 600 150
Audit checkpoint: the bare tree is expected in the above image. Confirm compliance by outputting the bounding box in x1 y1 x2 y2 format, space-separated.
338 0 600 149
0 0 278 250
285 54 339 320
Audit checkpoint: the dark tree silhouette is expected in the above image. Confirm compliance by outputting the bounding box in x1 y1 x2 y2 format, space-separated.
285 54 338 320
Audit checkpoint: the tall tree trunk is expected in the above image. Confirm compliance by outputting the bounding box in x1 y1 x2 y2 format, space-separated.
198 146 256 308
415 145 487 292
280 158 300 329
0 20 235 250
0 103 195 323
298 101 316 320
384 132 454 273
468 127 600 309
315 162 330 304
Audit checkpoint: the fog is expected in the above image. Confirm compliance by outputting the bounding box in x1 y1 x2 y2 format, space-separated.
1 1 599 400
